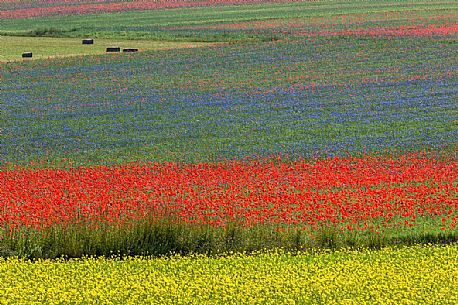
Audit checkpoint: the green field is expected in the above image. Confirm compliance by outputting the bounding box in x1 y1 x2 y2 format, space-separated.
0 36 217 62
1 0 456 42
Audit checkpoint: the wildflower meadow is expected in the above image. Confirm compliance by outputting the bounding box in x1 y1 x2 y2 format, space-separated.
0 0 457 303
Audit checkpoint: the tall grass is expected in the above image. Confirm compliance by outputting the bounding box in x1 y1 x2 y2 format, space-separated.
1 217 456 259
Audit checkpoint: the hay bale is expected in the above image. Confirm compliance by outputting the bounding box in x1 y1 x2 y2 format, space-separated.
22 52 33 58
106 47 120 53
82 38 94 45
122 48 138 53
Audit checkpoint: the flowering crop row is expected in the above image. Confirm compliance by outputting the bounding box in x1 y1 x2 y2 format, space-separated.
189 23 458 39
0 0 292 19
294 24 458 38
1 245 457 304
1 155 456 232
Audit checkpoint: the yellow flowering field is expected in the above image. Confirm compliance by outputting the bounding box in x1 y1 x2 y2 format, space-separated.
0 244 457 304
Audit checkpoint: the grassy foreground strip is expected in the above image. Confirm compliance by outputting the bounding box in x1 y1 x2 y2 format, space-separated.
0 245 456 304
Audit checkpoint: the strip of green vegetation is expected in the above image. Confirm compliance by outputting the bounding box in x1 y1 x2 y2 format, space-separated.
1 216 456 259
0 36 217 62
1 0 456 42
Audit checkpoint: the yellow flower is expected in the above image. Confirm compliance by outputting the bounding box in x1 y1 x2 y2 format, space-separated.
0 245 456 304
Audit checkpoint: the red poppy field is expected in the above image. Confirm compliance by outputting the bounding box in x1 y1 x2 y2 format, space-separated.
1 154 456 257
1 154 456 230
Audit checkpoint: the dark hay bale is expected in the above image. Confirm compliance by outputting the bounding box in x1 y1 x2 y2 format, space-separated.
82 39 94 45
123 48 138 53
106 47 121 53
22 52 33 58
